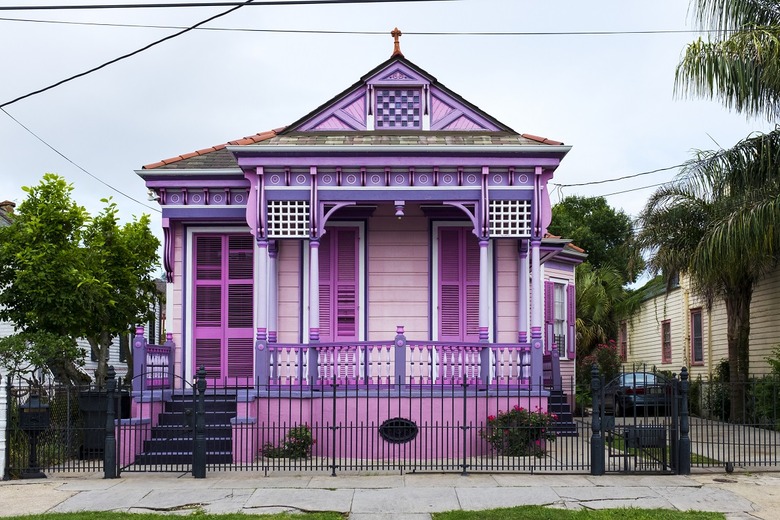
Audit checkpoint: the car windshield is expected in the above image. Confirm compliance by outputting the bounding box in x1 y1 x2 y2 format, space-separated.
622 373 659 385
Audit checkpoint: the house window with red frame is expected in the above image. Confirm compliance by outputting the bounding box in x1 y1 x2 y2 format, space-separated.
661 320 672 364
618 321 628 362
690 308 704 365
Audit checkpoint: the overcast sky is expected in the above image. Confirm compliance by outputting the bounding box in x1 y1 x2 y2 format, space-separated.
1 0 774 245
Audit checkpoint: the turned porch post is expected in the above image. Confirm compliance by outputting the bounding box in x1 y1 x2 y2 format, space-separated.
530 238 543 387
268 241 279 343
478 237 490 342
309 238 320 342
518 239 529 343
255 238 268 342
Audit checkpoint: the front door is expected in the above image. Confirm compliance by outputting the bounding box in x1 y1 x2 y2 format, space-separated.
192 233 254 385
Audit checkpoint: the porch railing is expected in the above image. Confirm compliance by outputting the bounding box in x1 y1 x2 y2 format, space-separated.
256 326 533 388
132 327 174 392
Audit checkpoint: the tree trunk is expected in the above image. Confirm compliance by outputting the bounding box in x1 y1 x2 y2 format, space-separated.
724 282 753 422
88 332 112 389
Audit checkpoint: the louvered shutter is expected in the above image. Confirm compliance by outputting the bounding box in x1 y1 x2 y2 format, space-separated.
439 228 462 341
193 234 254 384
544 281 554 354
318 227 359 342
194 236 224 379
226 235 254 380
567 284 576 358
464 231 480 342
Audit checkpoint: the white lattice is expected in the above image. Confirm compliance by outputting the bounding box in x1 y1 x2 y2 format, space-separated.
267 200 310 238
489 200 531 237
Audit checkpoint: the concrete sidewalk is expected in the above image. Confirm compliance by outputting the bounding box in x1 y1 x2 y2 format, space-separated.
1 470 778 519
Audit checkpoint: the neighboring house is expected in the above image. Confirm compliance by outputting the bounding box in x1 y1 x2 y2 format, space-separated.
0 201 16 344
132 45 584 460
621 271 780 379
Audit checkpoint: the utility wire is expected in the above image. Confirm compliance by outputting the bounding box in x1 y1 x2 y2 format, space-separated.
1 0 453 11
0 0 256 109
1 107 161 213
551 164 683 188
0 17 718 36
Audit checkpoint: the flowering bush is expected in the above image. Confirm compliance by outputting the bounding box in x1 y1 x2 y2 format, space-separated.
480 405 556 457
263 424 315 459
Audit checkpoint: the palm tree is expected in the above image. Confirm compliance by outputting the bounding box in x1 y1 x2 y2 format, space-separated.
637 129 780 420
676 0 780 120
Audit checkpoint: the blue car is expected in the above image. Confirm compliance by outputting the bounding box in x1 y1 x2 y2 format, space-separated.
603 372 672 416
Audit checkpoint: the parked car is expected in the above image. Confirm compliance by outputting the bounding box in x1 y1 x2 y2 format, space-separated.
603 372 672 416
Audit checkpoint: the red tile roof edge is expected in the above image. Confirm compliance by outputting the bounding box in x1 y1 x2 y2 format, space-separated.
142 128 284 169
521 133 564 146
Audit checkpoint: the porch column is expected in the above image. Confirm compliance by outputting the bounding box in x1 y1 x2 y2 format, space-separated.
517 239 529 343
309 238 320 342
478 237 490 342
255 238 268 342
268 241 279 343
530 238 543 387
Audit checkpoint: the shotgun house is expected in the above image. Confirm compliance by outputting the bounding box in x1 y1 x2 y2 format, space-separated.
132 41 584 465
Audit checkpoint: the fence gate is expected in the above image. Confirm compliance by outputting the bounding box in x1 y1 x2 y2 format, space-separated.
592 365 691 475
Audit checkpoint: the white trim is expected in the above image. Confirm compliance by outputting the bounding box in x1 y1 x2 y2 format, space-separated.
302 222 366 342
431 222 494 341
0 374 6 480
549 276 569 360
185 225 252 383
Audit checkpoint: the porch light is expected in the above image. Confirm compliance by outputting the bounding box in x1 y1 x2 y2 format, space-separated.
394 200 405 219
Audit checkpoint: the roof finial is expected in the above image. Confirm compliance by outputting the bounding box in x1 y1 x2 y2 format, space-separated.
391 27 404 58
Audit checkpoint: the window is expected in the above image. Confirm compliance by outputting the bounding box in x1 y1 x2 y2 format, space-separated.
553 282 566 356
619 321 628 362
661 320 672 364
690 309 703 365
375 89 421 129
119 331 130 363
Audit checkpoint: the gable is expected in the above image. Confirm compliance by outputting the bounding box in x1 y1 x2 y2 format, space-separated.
291 57 512 133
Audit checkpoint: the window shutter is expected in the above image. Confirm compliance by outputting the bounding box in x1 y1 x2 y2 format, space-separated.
318 232 333 341
439 228 462 341
544 281 554 353
464 231 480 342
567 284 576 358
335 228 358 339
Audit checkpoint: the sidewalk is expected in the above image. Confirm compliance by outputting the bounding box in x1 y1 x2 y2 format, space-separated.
1 470 778 519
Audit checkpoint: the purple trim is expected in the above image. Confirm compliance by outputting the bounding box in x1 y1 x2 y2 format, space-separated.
319 189 480 202
309 327 320 342
237 157 563 168
245 172 259 238
543 260 575 273
256 327 267 342
146 179 249 188
518 331 527 343
162 218 173 282
298 89 367 131
428 87 502 131
162 207 247 219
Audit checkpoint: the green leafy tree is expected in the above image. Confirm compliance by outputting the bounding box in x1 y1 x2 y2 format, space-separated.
637 129 780 420
676 0 780 121
0 174 160 386
548 195 644 284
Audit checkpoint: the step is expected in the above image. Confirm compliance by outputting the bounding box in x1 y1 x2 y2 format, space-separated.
151 424 232 439
133 451 233 465
157 411 236 426
143 437 232 453
165 399 237 414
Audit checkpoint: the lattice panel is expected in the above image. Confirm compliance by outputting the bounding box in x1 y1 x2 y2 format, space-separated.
376 89 421 129
489 200 531 237
267 200 310 238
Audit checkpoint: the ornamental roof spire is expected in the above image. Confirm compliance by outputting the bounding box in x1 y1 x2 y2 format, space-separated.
391 27 404 58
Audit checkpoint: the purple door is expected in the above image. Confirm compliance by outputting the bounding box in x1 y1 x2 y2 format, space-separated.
192 234 254 385
438 227 479 342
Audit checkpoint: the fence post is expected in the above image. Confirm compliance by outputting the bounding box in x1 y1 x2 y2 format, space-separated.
394 325 407 390
132 327 146 393
255 328 270 388
104 366 117 479
590 364 605 476
678 367 691 475
193 366 207 478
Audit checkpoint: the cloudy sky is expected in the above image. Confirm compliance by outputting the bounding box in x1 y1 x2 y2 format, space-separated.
0 0 774 244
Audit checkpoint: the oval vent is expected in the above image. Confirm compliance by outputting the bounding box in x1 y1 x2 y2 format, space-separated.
379 417 418 444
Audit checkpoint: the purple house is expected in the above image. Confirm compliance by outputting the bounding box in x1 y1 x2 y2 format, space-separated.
133 40 584 466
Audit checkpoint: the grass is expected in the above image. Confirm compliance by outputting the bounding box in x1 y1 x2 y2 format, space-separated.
433 506 724 520
1 513 346 520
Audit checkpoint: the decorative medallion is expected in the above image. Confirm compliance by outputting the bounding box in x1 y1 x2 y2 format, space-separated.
296 174 307 185
213 194 223 203
419 174 429 184
394 174 405 184
466 174 477 184
442 174 453 184
493 174 502 184
323 175 333 184
270 175 281 184
346 174 357 184
519 174 529 184
192 194 202 203
234 194 245 204
370 174 381 184
170 194 181 203
379 417 419 444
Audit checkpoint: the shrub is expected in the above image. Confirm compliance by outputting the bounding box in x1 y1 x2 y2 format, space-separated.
480 405 556 457
263 424 315 459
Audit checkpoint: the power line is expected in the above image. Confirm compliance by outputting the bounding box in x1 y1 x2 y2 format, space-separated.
0 0 256 109
1 107 161 213
1 0 453 11
551 164 683 188
0 16 720 36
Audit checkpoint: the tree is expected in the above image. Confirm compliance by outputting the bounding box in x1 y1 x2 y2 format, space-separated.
548 195 644 284
0 174 160 386
637 129 780 420
676 0 780 121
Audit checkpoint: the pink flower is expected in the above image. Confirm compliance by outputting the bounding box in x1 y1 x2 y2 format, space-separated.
488 415 496 422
